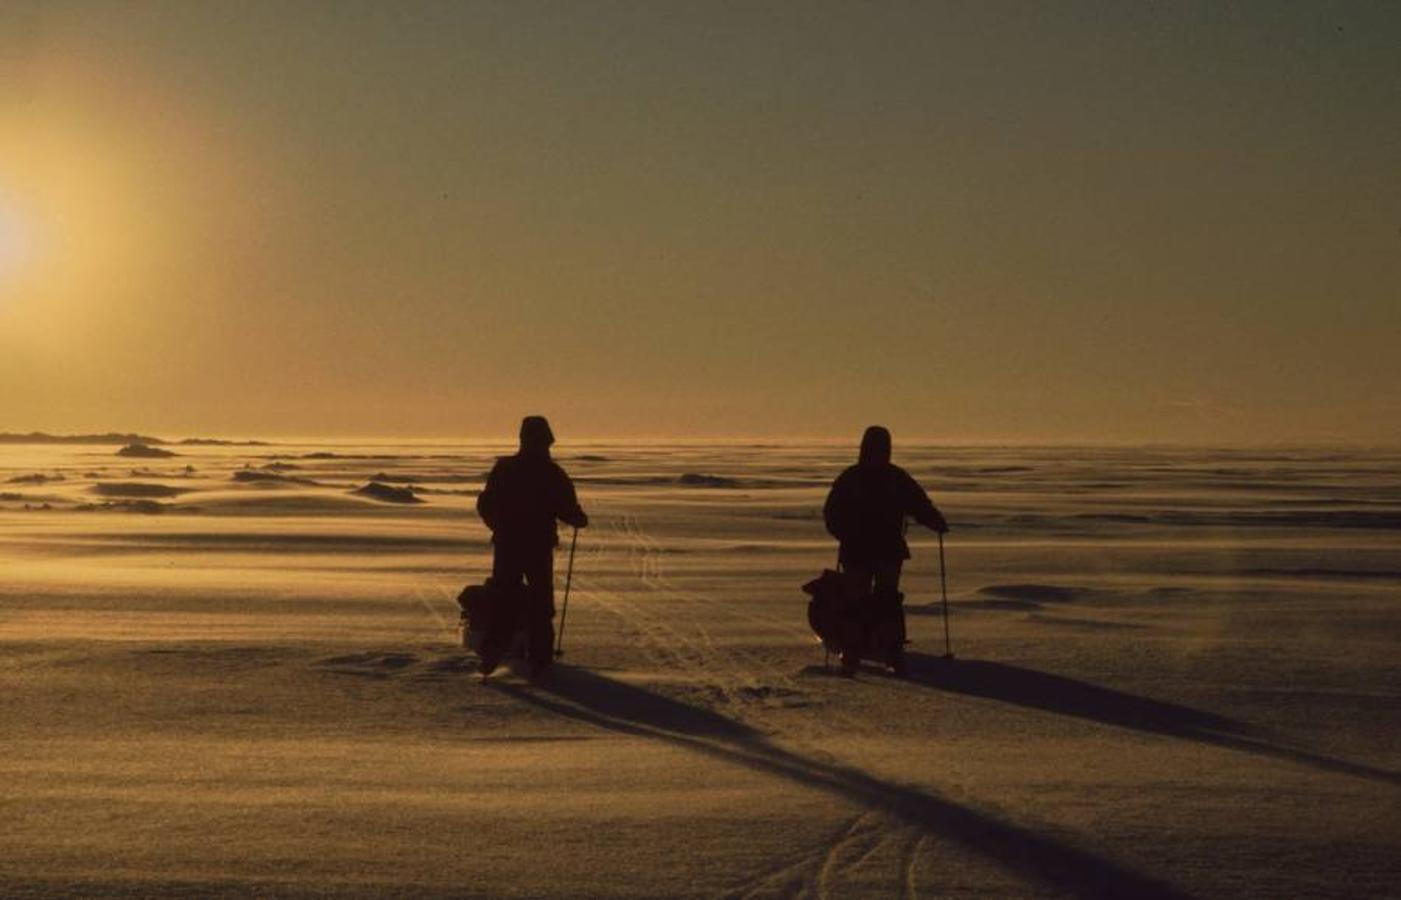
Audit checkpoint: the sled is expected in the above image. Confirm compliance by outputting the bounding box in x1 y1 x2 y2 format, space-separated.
803 569 907 673
457 580 522 654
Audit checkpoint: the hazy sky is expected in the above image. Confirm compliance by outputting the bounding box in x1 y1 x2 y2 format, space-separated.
1 1 1397 442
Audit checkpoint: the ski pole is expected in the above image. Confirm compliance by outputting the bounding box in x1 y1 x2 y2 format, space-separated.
938 530 953 659
555 525 579 657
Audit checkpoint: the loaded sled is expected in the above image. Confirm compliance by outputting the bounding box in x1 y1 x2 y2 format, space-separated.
457 579 526 663
803 569 908 676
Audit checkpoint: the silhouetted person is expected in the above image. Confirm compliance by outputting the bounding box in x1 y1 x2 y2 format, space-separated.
476 416 588 678
823 425 947 676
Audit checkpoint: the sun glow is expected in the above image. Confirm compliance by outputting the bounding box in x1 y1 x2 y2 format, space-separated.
0 196 31 286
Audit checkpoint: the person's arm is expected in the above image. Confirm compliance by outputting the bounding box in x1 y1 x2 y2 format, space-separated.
822 473 848 541
901 470 948 533
476 464 500 531
555 468 588 529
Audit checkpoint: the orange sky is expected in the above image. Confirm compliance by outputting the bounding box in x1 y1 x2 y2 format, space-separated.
2 2 1398 443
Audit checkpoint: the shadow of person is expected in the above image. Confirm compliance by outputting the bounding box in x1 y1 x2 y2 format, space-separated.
502 665 758 743
491 665 1190 899
902 653 1401 786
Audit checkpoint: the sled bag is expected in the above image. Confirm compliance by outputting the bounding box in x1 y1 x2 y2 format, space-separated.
458 582 499 651
802 570 907 663
458 579 526 652
802 569 846 652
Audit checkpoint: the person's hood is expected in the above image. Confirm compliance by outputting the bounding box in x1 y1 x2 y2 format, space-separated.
858 425 891 467
519 415 555 455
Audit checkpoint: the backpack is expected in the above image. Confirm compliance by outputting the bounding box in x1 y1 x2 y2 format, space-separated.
803 569 906 666
457 579 522 652
802 569 846 653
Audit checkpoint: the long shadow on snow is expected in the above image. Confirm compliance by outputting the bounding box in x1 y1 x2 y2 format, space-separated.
493 665 1188 900
903 653 1401 786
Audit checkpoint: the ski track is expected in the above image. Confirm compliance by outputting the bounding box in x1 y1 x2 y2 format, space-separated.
721 813 871 900
719 811 928 900
618 513 815 643
582 513 935 898
902 833 925 900
613 516 813 668
417 510 954 898
815 813 883 898
587 514 844 727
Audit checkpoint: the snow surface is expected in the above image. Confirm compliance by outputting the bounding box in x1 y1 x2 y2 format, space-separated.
2 442 1398 897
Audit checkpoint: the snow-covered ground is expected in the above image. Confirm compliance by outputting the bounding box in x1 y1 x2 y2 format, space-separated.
2 441 1398 897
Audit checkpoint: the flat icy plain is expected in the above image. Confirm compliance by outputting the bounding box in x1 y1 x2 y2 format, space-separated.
2 441 1398 897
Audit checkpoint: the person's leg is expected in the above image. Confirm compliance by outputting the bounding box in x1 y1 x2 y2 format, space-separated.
873 560 906 675
522 544 556 674
839 565 874 674
480 545 525 674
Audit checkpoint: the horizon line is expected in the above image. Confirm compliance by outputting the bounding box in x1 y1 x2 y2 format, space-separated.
3 429 1399 450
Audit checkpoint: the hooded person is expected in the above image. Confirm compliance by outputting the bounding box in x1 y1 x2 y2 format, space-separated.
822 426 947 675
475 416 588 677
